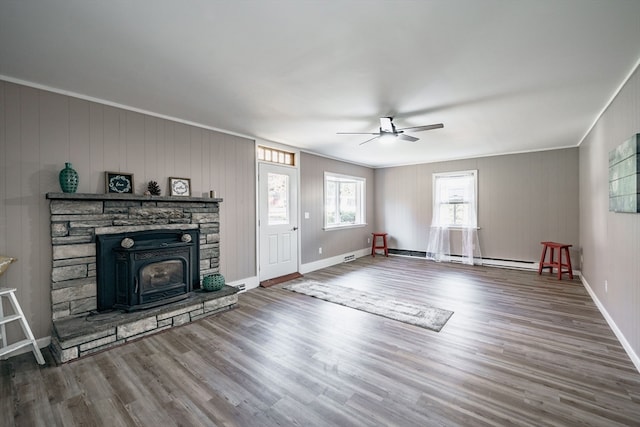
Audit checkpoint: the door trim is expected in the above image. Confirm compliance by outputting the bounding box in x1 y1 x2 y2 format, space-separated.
255 141 301 282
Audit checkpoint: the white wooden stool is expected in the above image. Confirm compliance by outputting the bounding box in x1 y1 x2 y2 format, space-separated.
0 288 45 365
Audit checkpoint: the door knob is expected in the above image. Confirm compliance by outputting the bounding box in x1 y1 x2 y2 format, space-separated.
292 226 298 231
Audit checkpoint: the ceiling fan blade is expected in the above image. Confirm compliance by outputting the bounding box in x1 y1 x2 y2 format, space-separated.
397 134 419 142
359 136 381 146
397 123 444 132
337 132 381 135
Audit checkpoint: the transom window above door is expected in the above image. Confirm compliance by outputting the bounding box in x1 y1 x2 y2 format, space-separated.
257 146 295 166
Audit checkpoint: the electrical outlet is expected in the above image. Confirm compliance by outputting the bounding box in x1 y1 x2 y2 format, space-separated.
605 280 608 293
367 237 371 244
318 247 322 254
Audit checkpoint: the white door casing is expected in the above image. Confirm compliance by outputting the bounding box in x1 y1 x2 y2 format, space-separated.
258 163 298 281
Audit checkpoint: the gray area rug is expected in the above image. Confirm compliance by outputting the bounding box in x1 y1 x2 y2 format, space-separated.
283 280 453 332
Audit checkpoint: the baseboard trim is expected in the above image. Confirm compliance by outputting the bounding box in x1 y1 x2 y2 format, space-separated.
581 275 640 374
300 248 370 274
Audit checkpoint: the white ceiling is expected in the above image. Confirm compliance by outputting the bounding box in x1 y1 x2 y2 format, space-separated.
1 1 639 168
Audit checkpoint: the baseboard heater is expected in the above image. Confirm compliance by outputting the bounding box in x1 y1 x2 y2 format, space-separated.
388 249 428 258
387 249 537 270
343 254 356 263
234 283 247 293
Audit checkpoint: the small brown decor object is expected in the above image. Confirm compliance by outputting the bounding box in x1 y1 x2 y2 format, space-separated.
147 180 161 196
202 273 225 291
169 177 191 196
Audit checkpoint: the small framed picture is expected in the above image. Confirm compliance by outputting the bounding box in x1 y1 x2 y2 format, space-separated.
169 177 191 196
105 172 134 194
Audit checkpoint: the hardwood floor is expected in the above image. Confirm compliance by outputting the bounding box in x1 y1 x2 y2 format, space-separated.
2 256 640 426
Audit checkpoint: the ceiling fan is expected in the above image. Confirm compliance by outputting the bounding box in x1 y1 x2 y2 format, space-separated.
337 117 444 146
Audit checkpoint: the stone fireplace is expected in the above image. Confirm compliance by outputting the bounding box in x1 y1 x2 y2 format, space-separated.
46 193 238 363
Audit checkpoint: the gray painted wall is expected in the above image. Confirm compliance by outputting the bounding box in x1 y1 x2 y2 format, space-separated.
374 148 579 263
299 152 374 263
0 80 256 339
5 68 631 368
579 66 640 357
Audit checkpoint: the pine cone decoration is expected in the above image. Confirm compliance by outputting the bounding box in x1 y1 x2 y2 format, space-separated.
147 180 161 196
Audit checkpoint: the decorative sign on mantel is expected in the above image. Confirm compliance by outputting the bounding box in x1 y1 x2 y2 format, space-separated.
105 171 134 194
609 133 640 213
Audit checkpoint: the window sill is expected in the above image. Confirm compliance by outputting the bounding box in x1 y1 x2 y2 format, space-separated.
434 226 481 230
323 223 367 231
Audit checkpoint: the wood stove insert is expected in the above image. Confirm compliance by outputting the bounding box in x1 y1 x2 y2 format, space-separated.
97 229 200 312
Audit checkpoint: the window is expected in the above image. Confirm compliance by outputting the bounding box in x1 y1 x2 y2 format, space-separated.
267 172 289 225
324 172 366 229
432 170 478 228
257 146 295 166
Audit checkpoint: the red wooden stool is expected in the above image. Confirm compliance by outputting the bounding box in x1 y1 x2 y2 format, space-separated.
371 233 388 257
538 241 573 280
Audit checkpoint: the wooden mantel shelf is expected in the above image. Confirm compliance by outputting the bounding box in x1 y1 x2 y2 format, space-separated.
46 192 223 203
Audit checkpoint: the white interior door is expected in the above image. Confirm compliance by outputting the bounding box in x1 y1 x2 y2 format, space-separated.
259 163 298 281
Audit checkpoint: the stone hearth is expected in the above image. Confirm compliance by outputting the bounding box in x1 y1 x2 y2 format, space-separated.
51 286 237 363
46 192 237 363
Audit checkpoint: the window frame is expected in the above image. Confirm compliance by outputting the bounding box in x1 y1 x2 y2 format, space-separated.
257 145 295 166
432 170 478 229
323 172 367 230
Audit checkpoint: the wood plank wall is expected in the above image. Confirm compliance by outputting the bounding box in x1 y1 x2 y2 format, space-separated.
580 65 640 360
299 153 375 264
0 80 256 340
374 148 580 262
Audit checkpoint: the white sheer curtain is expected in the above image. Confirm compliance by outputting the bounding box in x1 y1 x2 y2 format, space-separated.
460 174 482 265
426 176 450 261
426 224 450 262
426 171 482 265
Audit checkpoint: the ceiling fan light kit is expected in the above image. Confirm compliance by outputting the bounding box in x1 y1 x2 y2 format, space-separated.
337 117 444 146
379 132 397 143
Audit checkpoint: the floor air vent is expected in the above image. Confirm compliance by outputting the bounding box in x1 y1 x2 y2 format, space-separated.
234 283 247 293
343 254 356 263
